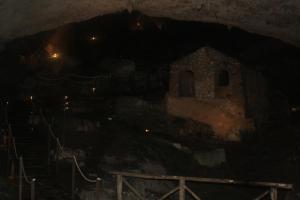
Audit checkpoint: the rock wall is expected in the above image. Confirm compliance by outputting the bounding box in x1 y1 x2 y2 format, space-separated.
0 0 299 46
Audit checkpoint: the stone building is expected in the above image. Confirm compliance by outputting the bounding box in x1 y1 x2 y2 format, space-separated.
166 47 255 140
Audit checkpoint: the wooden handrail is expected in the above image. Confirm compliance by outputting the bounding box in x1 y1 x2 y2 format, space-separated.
110 171 293 189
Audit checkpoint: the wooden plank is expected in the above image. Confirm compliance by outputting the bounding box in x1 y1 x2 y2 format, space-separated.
158 187 179 200
116 175 123 200
19 157 23 200
253 190 269 200
270 188 278 200
179 177 185 200
71 161 76 200
123 179 145 200
95 178 101 200
110 171 293 189
185 186 202 200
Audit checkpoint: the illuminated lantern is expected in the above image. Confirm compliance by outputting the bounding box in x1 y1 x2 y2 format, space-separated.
90 36 97 41
51 53 60 59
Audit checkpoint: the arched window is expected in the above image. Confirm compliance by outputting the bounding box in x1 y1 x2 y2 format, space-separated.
178 71 195 97
218 70 229 86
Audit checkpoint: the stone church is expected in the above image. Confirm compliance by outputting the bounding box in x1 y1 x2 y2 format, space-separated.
166 47 264 140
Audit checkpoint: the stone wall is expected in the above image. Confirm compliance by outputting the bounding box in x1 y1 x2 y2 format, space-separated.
167 47 254 140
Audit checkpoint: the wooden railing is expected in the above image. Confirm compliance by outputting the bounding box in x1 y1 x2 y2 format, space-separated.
111 171 293 200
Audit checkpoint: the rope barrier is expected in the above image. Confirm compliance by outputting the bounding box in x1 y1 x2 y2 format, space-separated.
37 73 110 82
12 138 19 159
73 156 99 183
39 107 102 184
9 127 36 184
4 100 101 199
20 158 35 184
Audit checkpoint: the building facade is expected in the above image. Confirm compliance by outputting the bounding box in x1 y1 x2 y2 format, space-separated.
167 47 254 140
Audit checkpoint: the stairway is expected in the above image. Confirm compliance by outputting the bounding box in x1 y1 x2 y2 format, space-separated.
6 99 74 199
7 99 52 199
8 100 48 176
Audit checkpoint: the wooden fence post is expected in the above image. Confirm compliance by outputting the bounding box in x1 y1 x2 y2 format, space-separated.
270 187 278 200
31 178 36 200
55 138 59 175
9 160 15 180
71 160 76 200
19 157 23 200
117 175 123 200
95 177 101 200
47 124 51 175
179 177 185 200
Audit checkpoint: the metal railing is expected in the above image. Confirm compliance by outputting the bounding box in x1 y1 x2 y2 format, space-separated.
111 171 293 200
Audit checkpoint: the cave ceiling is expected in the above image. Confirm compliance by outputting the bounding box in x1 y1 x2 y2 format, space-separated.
0 0 299 46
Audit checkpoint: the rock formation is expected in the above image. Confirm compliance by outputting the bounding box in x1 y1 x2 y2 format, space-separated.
0 0 299 46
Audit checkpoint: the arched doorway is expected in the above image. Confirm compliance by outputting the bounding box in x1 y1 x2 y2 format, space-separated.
218 70 230 86
178 70 195 97
215 69 230 98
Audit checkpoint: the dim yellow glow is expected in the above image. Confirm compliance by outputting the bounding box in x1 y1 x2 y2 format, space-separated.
50 53 60 59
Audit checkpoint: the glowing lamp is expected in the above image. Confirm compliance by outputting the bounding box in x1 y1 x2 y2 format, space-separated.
50 53 60 59
90 36 97 41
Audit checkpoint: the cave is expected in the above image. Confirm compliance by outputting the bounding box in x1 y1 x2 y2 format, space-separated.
0 5 300 200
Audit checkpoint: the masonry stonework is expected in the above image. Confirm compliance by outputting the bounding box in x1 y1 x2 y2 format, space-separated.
167 47 254 140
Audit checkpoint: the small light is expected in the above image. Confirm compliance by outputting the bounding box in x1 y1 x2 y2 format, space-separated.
92 87 96 93
64 106 69 111
65 102 69 105
291 107 297 112
29 96 33 100
108 117 112 121
136 21 141 27
51 53 60 59
64 96 68 100
90 36 97 41
145 129 150 134
6 101 9 105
